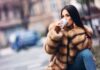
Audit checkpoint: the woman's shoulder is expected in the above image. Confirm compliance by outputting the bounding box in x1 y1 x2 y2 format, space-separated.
67 25 93 37
73 25 93 34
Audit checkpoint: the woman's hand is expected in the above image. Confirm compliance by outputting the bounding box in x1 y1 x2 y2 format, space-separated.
55 25 61 33
55 20 64 33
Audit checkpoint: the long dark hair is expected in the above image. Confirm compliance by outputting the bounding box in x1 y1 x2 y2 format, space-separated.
61 5 90 37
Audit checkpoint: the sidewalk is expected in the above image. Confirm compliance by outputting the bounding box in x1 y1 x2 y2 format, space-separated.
0 47 15 56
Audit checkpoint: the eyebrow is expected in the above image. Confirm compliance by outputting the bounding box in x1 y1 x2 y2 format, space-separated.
62 14 70 16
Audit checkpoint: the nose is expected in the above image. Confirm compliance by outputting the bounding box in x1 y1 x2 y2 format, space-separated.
62 17 67 21
62 17 66 19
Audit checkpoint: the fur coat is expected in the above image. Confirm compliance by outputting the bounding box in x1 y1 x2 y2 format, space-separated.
44 22 93 70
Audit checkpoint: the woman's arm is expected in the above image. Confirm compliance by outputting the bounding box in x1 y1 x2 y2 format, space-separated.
44 23 63 54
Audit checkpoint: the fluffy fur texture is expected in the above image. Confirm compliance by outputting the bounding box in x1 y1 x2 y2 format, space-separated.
44 23 93 70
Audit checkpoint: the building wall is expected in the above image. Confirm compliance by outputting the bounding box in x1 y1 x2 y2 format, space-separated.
0 31 7 48
28 0 69 33
0 0 70 48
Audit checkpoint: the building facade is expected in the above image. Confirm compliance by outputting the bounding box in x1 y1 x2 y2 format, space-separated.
0 0 68 48
0 0 100 48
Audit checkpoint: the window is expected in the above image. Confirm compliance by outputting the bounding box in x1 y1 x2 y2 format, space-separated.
61 0 67 7
40 0 45 14
50 0 58 12
29 0 35 16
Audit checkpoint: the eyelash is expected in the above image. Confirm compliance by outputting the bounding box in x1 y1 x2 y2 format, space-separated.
66 14 70 16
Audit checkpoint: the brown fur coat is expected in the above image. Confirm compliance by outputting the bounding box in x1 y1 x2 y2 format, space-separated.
44 22 93 70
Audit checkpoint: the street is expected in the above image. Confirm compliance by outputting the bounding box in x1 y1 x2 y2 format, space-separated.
0 38 99 70
0 46 50 70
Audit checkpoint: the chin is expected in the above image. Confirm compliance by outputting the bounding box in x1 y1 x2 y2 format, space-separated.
66 24 71 27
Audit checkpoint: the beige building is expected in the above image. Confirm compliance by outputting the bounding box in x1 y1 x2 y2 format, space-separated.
0 0 100 48
0 0 69 30
28 0 69 32
0 0 69 48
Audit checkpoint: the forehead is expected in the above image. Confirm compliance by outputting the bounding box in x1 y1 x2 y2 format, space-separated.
62 9 69 15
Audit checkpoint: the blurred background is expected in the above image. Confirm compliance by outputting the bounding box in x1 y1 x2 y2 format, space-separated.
0 0 100 70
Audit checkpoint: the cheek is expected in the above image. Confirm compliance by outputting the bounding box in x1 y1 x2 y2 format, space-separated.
67 17 73 23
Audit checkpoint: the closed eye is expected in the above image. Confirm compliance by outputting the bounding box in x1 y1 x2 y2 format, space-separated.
62 14 70 18
65 14 70 17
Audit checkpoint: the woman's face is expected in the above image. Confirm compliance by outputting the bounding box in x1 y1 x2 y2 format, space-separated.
61 9 73 26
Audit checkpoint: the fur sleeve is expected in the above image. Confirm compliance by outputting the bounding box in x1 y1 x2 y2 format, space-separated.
44 22 63 54
48 22 63 41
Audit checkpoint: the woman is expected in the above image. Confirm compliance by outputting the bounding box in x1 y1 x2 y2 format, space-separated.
44 5 96 70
